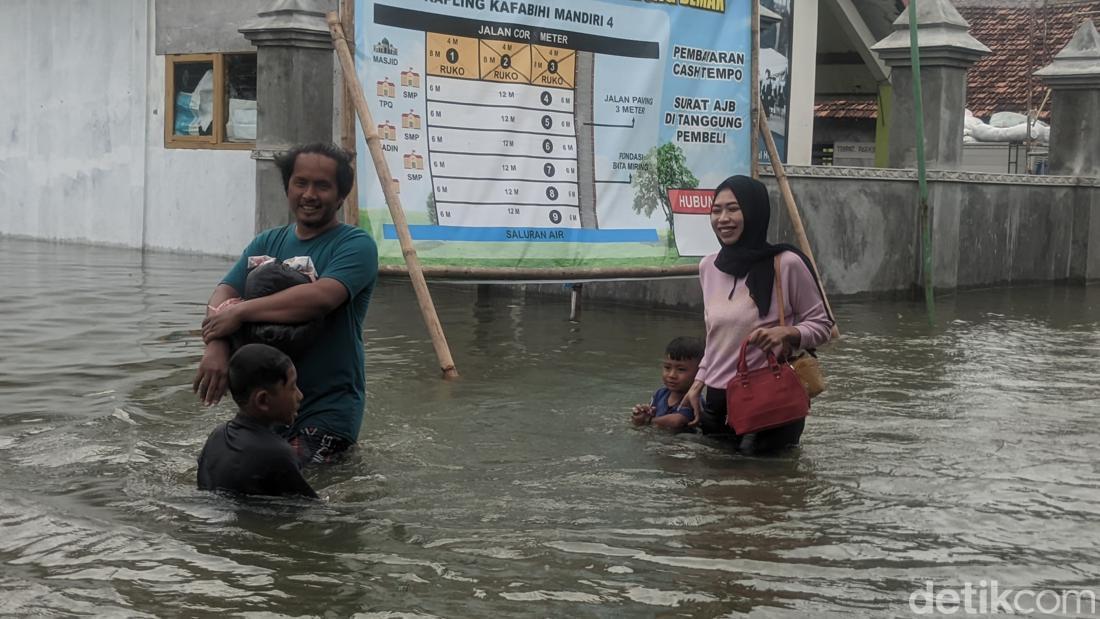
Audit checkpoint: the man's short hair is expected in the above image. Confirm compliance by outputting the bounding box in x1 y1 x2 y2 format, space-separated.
274 142 355 199
665 336 704 362
228 344 294 407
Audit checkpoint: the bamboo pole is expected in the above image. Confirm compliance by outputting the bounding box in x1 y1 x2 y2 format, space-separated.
750 0 761 178
758 102 840 338
1035 88 1051 120
569 284 583 322
338 0 359 227
327 13 459 379
907 0 935 324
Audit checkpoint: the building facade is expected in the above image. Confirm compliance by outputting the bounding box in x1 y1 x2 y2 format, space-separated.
0 0 335 256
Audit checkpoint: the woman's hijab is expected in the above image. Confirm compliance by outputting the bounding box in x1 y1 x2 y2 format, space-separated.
711 175 829 319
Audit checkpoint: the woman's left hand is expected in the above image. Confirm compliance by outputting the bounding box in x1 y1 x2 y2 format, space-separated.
746 326 800 355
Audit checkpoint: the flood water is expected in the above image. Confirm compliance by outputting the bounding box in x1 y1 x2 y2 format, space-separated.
1 237 1098 617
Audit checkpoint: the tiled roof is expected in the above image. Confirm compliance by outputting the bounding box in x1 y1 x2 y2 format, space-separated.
963 3 1100 119
814 2 1100 120
814 96 879 119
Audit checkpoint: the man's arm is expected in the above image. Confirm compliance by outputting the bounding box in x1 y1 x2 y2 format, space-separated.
200 278 348 343
206 283 241 314
193 284 243 406
194 233 267 406
234 278 348 323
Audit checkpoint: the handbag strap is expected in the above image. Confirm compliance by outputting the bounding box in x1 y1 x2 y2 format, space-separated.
738 255 787 375
774 254 786 327
774 253 820 358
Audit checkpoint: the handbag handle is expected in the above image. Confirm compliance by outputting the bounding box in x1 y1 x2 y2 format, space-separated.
736 339 783 379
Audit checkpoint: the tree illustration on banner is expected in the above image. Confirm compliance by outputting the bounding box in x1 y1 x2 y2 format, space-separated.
632 142 699 250
426 191 438 226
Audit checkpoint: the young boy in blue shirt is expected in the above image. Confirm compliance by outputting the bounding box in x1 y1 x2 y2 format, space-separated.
631 336 704 432
197 344 317 498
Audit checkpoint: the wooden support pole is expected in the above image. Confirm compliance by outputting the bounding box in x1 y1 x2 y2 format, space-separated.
569 284 583 322
338 0 359 227
758 102 840 337
328 13 459 379
751 0 761 178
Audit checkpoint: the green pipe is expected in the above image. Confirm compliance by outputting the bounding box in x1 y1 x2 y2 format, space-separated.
908 0 935 322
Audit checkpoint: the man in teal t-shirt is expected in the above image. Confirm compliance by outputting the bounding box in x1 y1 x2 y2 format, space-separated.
194 143 378 464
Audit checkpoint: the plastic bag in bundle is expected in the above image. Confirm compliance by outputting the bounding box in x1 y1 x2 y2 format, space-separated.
990 111 1028 128
232 261 323 359
174 91 199 135
192 69 214 134
173 69 215 136
971 122 1047 143
227 98 257 142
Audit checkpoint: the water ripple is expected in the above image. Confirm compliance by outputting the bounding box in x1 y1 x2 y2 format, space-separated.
1 239 1098 615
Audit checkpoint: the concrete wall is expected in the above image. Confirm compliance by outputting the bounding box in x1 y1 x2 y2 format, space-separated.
812 118 877 149
0 0 148 248
0 0 256 256
526 166 1100 310
936 177 1080 287
960 143 1017 174
155 0 263 54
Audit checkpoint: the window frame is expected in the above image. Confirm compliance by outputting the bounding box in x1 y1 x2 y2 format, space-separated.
164 52 256 150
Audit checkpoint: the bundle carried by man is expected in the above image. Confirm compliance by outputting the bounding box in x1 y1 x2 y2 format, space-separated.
209 256 323 359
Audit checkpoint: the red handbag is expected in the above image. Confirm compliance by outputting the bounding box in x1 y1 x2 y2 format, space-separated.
725 340 810 435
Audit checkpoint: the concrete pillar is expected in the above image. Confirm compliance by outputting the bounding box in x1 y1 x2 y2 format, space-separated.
240 0 336 233
1035 19 1100 177
785 0 819 166
871 0 988 170
1037 20 1100 282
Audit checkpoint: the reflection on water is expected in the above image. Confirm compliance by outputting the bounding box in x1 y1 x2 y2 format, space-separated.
1 237 1098 615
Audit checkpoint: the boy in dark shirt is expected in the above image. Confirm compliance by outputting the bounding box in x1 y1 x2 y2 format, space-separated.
630 336 704 433
197 344 317 498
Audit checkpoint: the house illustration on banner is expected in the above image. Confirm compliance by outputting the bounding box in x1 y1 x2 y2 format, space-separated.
392 178 400 194
400 68 421 88
376 78 395 98
668 189 720 257
403 151 424 170
401 110 421 129
377 121 396 141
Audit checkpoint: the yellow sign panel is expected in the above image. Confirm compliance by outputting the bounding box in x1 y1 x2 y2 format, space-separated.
531 46 576 89
426 33 479 80
479 40 531 84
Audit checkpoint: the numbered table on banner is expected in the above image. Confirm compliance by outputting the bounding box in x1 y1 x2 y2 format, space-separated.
425 32 581 229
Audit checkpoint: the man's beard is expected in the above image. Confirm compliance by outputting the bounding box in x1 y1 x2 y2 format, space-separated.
297 204 340 228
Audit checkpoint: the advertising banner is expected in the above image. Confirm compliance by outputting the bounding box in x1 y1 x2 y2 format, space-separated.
355 0 751 269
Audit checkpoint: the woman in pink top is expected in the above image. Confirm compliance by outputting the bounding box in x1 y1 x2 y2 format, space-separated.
685 175 834 454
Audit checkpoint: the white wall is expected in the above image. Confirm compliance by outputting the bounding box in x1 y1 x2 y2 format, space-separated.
0 0 148 247
0 0 256 257
787 0 820 165
961 143 1017 174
